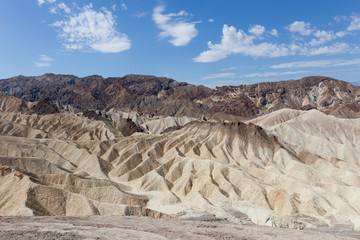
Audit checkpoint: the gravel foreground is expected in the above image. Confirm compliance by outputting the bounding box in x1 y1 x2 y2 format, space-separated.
0 216 359 240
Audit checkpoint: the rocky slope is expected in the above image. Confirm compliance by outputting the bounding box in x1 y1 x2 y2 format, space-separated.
1 74 359 120
1 93 360 230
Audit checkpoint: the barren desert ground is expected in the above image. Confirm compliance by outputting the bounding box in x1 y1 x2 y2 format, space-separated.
1 216 360 240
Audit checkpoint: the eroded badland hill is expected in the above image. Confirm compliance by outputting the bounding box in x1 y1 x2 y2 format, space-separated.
0 74 360 239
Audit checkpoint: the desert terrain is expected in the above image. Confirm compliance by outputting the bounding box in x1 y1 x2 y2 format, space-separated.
0 75 360 239
1 216 360 240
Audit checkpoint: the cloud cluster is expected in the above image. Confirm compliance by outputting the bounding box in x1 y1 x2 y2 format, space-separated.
52 4 131 53
152 5 198 46
38 1 359 63
194 15 360 63
33 54 54 67
193 25 292 62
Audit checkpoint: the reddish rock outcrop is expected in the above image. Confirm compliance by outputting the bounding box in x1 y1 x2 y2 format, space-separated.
0 74 359 120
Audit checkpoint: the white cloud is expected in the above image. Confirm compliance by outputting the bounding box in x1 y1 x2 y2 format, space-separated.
270 58 360 69
38 0 56 6
152 5 198 46
249 25 265 36
121 3 127 11
50 7 57 14
245 70 308 78
33 54 54 67
270 29 278 37
347 16 360 31
193 25 293 62
222 66 238 71
52 4 131 53
334 16 342 23
303 42 350 56
287 21 312 36
167 10 189 17
309 30 336 46
194 20 354 63
271 59 337 69
331 58 360 67
202 72 236 80
58 2 70 14
336 30 347 37
208 18 214 23
89 36 131 53
135 12 147 18
48 2 70 15
111 4 116 11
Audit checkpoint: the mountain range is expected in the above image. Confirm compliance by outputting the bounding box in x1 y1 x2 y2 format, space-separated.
1 74 359 120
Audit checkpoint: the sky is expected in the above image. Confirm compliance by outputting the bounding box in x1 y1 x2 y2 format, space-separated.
0 0 360 87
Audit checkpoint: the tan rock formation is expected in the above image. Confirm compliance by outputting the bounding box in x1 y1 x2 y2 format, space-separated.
0 98 360 230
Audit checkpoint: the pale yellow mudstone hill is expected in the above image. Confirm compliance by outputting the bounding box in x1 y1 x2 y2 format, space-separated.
1 94 360 230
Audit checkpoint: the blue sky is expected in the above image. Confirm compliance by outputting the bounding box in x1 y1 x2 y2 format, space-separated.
1 0 360 87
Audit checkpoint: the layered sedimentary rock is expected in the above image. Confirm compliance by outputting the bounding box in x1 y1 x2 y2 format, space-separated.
1 77 360 230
